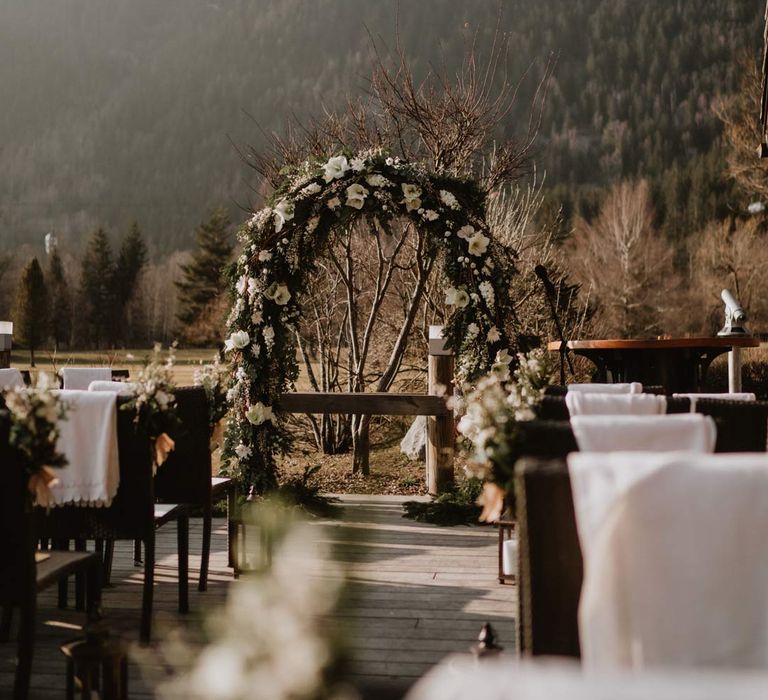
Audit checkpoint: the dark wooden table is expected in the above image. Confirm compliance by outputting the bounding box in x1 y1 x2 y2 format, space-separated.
548 336 760 393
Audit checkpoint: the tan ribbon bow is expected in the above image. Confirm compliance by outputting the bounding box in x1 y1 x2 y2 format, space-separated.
28 466 60 508
153 432 176 469
477 482 505 523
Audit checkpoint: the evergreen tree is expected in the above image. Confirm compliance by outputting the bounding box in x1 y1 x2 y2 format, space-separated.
175 208 233 343
79 228 117 348
13 257 48 366
47 248 72 351
115 222 148 344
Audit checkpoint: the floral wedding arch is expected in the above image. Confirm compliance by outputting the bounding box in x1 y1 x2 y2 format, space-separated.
222 149 520 493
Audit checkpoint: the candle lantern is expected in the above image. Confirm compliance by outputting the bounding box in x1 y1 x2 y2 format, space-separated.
61 613 128 699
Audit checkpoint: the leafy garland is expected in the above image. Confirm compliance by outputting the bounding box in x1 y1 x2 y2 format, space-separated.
222 149 521 494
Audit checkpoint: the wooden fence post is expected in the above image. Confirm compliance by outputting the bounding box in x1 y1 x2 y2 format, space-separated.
427 326 454 495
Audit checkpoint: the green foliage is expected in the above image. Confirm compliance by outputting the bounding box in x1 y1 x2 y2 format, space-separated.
402 478 484 526
47 249 71 351
268 465 341 518
114 222 148 343
175 208 233 343
78 228 117 348
13 257 48 366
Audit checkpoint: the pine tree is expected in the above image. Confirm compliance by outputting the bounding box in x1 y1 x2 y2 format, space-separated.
175 208 233 343
79 228 117 348
47 248 71 351
13 257 48 366
115 222 148 344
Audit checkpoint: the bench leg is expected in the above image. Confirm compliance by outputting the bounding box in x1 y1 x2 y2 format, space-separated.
15 599 35 700
178 513 189 613
74 539 86 611
199 501 212 592
140 536 155 644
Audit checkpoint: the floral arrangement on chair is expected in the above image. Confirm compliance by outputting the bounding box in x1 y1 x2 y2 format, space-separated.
2 372 68 506
193 354 230 447
122 343 179 470
455 347 555 521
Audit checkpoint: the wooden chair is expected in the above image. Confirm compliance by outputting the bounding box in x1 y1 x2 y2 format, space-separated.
0 414 101 699
153 386 238 591
34 396 188 643
695 399 768 452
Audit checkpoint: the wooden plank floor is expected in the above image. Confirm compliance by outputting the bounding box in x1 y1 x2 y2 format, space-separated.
1 497 517 699
322 495 517 699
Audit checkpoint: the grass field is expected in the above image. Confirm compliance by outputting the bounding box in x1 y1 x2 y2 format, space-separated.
11 347 221 386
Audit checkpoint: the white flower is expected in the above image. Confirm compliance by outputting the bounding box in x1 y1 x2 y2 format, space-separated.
224 330 250 352
468 231 490 256
479 280 495 307
401 183 422 211
366 174 387 187
423 209 439 221
265 283 291 306
302 182 322 196
322 155 349 182
350 157 366 172
345 183 369 210
234 443 251 459
445 287 470 308
326 197 341 210
306 216 320 234
247 277 260 299
235 275 248 296
385 157 394 166
273 198 295 233
258 250 272 262
246 401 273 426
439 189 460 209
487 326 501 343
251 309 263 325
262 325 275 346
457 224 475 240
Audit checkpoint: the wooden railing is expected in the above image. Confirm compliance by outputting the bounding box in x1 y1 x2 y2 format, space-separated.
278 342 455 494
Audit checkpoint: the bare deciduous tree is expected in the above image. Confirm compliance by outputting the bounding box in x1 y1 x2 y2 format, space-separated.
568 180 679 338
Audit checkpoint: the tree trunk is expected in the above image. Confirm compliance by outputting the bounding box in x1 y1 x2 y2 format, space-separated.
351 414 371 475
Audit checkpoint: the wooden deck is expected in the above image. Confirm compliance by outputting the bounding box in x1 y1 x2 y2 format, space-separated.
1 496 517 699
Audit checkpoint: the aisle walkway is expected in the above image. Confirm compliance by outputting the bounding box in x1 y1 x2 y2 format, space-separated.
323 495 517 698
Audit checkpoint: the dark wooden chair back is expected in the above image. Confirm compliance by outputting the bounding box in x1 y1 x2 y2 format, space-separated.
153 386 212 506
514 457 581 658
0 415 36 608
36 396 155 540
695 399 768 452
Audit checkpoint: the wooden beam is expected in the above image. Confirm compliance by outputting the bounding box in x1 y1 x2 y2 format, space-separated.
277 392 450 416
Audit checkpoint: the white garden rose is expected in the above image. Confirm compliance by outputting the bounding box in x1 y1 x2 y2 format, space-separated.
322 155 349 182
457 224 475 240
423 209 439 221
224 330 250 352
302 182 322 196
273 198 295 233
366 174 387 187
246 401 273 426
401 182 422 211
235 275 248 296
468 231 490 256
445 287 470 308
265 283 291 306
345 183 369 210
439 189 460 209
258 250 272 262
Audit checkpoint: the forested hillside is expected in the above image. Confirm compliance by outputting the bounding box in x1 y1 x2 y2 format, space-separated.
0 0 762 254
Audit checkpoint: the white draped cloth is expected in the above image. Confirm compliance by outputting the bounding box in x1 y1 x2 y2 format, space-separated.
570 414 716 453
405 657 768 700
48 390 120 507
61 367 111 390
567 382 643 394
565 392 666 416
89 380 136 395
568 451 768 670
0 368 24 390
